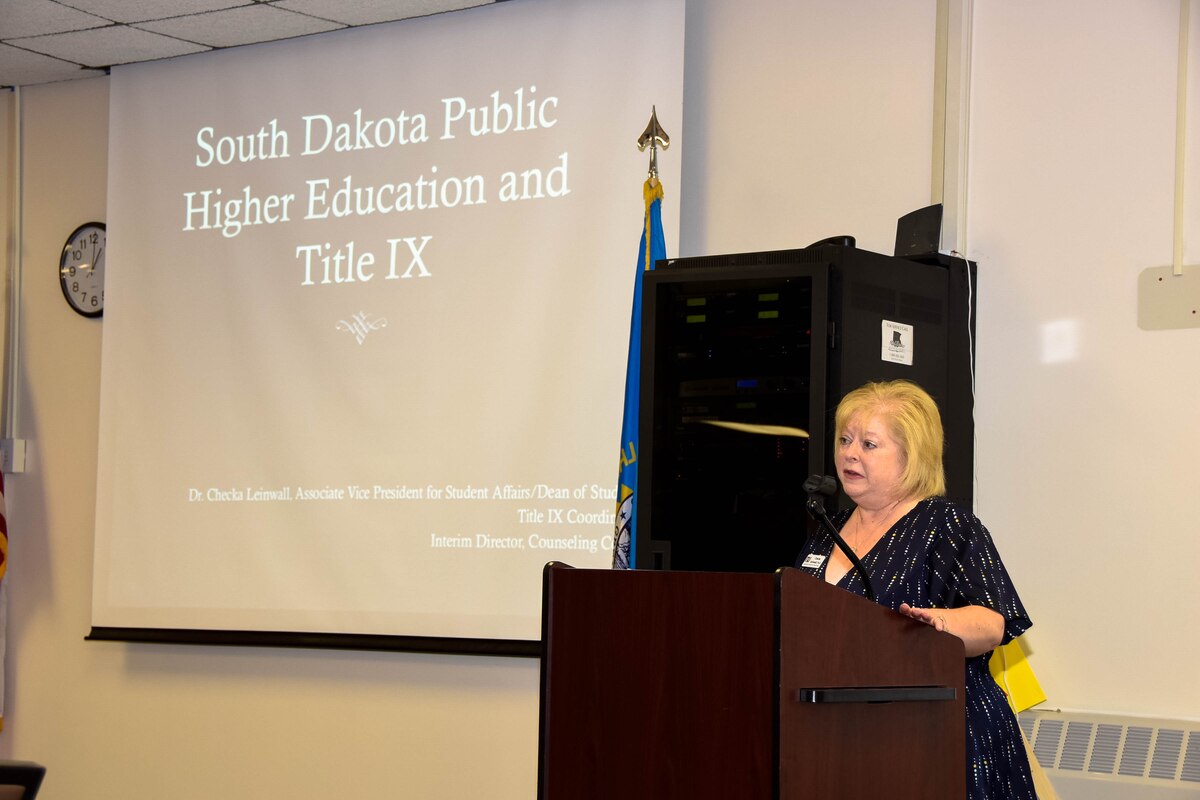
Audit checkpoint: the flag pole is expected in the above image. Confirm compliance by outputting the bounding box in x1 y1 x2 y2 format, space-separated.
638 105 670 186
612 109 670 570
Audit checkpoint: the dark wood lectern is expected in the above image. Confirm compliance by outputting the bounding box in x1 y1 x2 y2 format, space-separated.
537 564 965 799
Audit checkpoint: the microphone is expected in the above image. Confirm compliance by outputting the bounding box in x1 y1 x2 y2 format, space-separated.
802 474 837 497
803 474 876 601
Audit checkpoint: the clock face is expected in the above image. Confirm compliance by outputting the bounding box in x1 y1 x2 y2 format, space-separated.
60 222 106 317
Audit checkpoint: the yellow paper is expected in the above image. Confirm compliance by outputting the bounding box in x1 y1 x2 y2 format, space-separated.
989 637 1046 714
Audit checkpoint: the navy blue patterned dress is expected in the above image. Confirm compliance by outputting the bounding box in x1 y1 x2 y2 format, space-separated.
795 497 1037 800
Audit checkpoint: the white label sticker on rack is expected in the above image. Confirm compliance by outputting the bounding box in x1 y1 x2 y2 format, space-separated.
881 320 914 366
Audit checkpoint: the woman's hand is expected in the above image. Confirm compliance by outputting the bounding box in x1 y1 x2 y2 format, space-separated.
898 602 952 632
898 602 1006 657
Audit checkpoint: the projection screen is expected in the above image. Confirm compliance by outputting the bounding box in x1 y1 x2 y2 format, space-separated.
91 0 684 652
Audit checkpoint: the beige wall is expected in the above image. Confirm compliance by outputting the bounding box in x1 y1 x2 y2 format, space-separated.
1 1 1197 798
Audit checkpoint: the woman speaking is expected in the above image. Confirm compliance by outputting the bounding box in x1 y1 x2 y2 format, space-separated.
795 380 1036 800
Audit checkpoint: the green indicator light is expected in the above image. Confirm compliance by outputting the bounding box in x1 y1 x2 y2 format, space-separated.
686 314 707 324
758 310 779 319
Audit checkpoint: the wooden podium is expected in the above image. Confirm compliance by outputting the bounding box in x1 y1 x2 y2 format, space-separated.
537 564 965 799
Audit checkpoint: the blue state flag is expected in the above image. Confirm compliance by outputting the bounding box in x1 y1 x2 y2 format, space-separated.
612 178 666 569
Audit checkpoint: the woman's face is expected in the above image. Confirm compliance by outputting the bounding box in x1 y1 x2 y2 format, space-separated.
835 412 908 508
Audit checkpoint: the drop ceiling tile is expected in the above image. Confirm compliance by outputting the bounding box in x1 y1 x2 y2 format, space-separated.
11 25 210 68
0 0 479 87
134 5 343 48
0 42 105 87
273 0 492 26
0 0 111 38
58 0 249 25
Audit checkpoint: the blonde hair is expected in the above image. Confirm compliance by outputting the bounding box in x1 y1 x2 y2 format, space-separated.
834 380 946 499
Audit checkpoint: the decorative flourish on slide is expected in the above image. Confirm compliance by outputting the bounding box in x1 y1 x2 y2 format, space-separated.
336 311 388 344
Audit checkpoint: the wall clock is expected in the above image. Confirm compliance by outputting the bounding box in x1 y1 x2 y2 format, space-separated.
60 221 106 317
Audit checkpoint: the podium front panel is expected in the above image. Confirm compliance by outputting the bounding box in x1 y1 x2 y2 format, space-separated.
539 566 775 800
776 569 966 799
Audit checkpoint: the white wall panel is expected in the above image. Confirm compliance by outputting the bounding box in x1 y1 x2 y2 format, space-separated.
969 0 1199 718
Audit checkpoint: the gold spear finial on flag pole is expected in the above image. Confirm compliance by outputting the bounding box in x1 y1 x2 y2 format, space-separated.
637 106 670 187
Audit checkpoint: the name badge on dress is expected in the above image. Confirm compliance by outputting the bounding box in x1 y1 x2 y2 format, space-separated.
801 553 826 570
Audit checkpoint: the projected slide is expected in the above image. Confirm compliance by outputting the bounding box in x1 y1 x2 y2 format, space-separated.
93 0 684 645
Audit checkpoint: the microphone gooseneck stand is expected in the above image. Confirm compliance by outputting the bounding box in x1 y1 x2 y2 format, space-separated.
803 475 876 602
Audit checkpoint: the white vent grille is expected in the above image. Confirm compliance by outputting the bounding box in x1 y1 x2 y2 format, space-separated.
1153 730 1186 780
1021 709 1200 798
1120 726 1153 776
1088 723 1121 774
1059 721 1090 771
1183 732 1200 782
